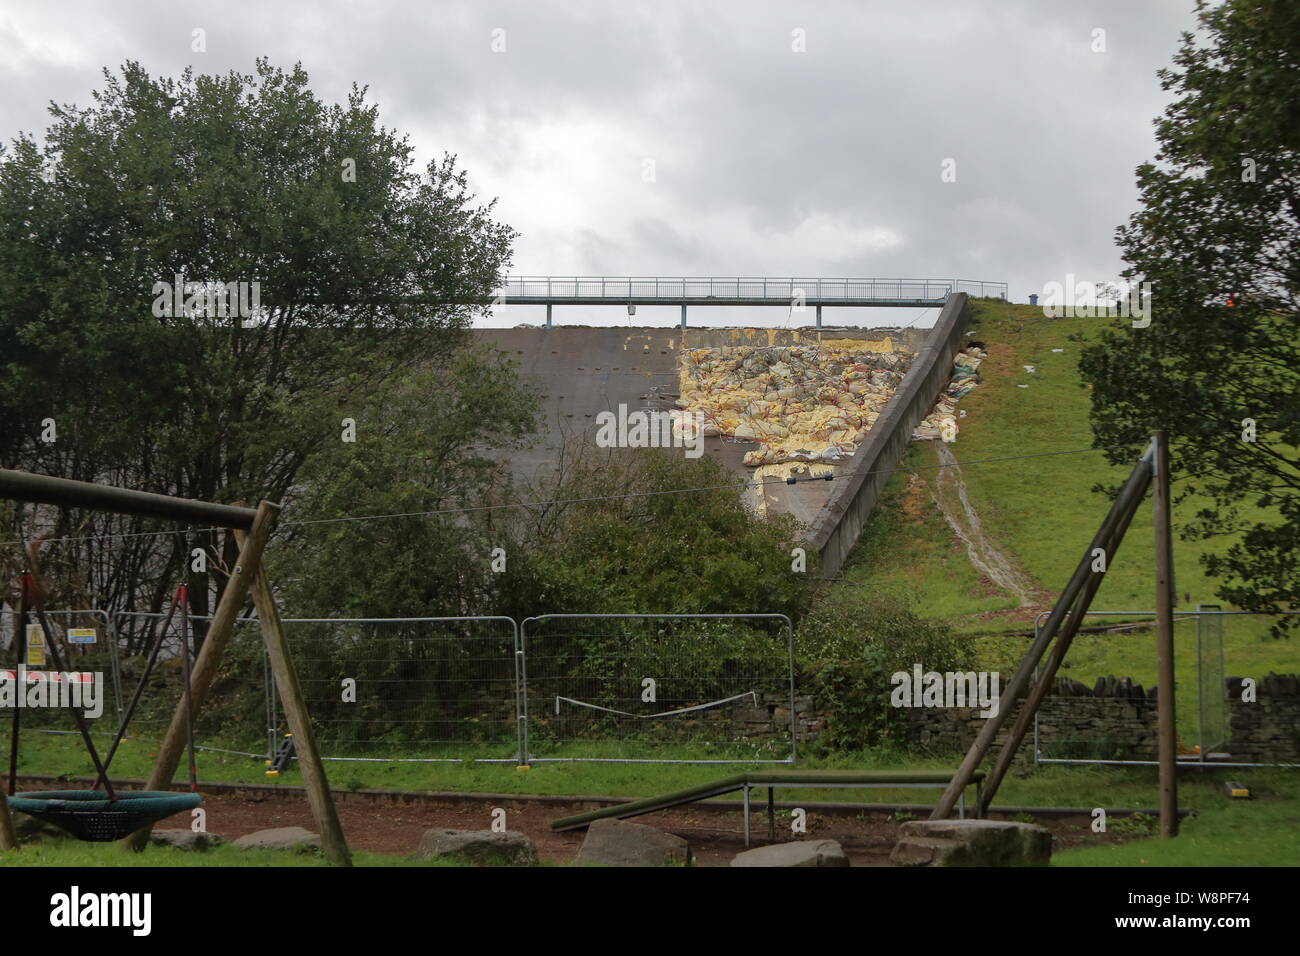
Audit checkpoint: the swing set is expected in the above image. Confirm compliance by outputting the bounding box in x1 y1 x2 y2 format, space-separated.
0 469 351 865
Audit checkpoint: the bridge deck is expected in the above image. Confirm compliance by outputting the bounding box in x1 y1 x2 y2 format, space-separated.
499 276 1007 307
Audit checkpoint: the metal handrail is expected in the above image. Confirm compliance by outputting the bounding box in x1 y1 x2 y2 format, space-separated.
497 276 1007 302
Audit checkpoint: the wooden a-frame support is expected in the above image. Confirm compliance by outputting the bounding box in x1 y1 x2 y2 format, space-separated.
0 469 350 865
931 432 1180 837
119 502 351 864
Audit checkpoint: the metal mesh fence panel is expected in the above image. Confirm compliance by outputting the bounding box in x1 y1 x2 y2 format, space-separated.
1196 605 1228 756
0 609 123 734
1031 610 1299 767
113 611 271 759
521 613 795 763
276 617 521 763
1030 613 1192 763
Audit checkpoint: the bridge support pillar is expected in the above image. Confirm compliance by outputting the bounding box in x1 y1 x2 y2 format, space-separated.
546 304 552 328
816 304 822 329
680 304 687 329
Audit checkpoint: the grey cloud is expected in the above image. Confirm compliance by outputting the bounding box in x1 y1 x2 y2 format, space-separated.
0 0 1205 308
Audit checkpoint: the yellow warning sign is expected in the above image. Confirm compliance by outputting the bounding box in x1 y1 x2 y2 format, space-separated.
25 624 45 667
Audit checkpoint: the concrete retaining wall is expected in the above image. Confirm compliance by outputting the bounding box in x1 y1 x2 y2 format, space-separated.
809 292 974 577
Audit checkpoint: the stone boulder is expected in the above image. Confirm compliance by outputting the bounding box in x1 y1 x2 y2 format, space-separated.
731 840 850 867
413 829 538 866
573 818 692 867
890 819 1051 867
232 826 321 853
150 829 226 852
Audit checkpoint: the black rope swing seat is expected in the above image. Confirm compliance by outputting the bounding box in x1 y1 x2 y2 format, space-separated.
5 575 204 843
8 790 201 843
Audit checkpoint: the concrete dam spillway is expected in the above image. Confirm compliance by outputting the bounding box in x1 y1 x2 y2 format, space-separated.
474 292 975 577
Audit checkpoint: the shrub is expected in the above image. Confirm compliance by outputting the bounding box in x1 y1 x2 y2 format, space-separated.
800 590 973 753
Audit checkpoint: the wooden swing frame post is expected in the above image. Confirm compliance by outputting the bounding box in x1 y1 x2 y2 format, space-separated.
933 435 1180 839
242 527 352 866
0 469 350 865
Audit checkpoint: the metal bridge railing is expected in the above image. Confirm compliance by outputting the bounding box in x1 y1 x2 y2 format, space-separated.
500 276 1007 303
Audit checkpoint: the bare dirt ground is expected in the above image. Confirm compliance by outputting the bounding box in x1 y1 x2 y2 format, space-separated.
151 790 1129 866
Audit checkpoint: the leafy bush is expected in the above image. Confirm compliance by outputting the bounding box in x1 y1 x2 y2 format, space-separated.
799 590 973 753
498 443 813 622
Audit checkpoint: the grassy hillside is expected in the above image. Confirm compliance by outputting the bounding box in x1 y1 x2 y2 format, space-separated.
829 300 1297 691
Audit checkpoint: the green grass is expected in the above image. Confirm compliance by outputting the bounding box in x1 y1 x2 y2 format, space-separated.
1054 770 1300 866
832 301 1299 687
8 736 1299 866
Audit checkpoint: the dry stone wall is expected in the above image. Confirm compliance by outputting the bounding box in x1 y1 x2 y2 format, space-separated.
725 675 1300 763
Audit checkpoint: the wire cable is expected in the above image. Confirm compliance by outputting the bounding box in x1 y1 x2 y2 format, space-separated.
0 444 1117 547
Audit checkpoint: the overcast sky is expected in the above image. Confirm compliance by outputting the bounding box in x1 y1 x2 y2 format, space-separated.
0 0 1200 327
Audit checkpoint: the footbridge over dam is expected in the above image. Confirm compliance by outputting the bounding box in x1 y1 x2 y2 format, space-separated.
496 275 1004 326
474 282 989 577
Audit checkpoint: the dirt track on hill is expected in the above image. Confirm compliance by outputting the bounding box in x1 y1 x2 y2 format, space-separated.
930 442 1048 609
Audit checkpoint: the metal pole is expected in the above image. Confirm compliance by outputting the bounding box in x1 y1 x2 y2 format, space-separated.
1210 609 1221 756
785 618 797 762
546 303 552 328
178 585 198 792
1196 608 1204 763
102 609 125 726
816 304 822 329
7 587 28 797
1032 619 1041 766
1153 430 1179 837
0 584 15 841
519 621 531 765
680 303 687 329
513 619 526 765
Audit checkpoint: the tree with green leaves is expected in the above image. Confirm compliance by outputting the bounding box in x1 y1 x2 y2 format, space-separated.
0 59 516 627
494 444 813 622
275 346 540 619
1079 0 1299 627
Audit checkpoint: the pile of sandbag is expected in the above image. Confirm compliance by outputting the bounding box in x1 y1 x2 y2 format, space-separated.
676 341 908 466
913 345 986 443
